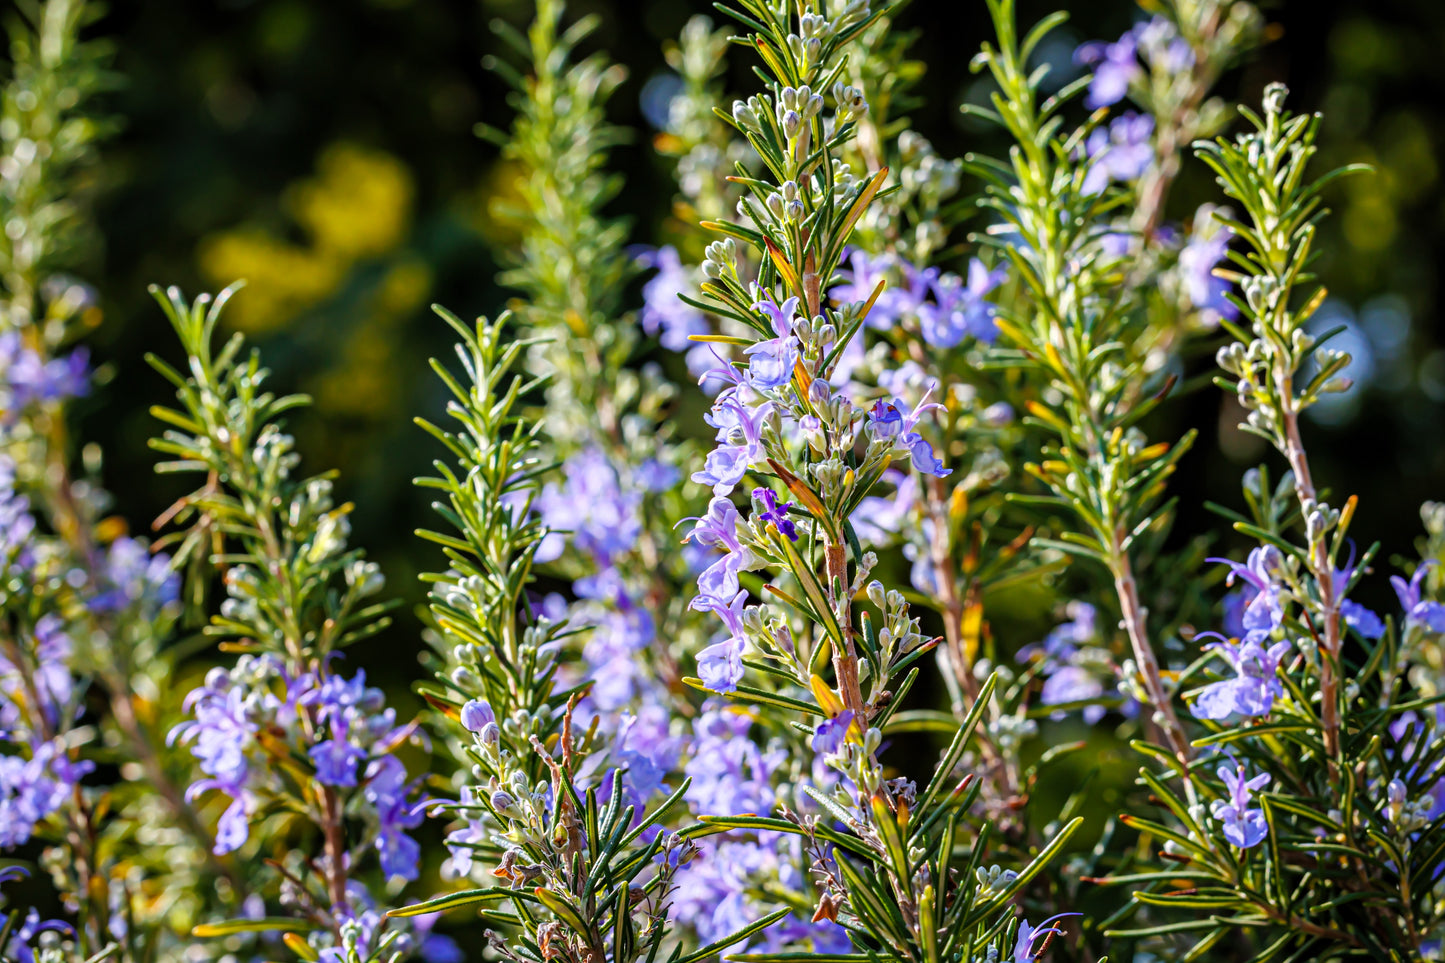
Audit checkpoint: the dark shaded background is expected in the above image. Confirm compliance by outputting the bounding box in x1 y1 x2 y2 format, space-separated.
54 0 1445 701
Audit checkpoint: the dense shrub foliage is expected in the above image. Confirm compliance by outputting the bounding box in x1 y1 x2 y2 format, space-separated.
3 0 1444 961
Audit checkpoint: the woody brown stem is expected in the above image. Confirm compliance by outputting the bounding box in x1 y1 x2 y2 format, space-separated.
1112 551 1192 766
824 541 866 720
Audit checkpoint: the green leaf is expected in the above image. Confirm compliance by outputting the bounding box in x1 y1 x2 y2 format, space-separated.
192 918 317 937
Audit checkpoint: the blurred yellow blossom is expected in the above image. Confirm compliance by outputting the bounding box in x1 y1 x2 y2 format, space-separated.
198 143 415 334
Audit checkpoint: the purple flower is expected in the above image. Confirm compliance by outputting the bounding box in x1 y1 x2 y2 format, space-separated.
88 536 180 617
0 332 90 411
868 391 951 478
684 702 783 816
1392 563 1445 633
311 738 367 787
830 250 930 330
1040 666 1105 719
693 399 772 495
1 903 73 963
0 739 93 849
745 295 801 389
1191 636 1294 721
1074 27 1141 108
1211 764 1270 848
1179 225 1238 324
1340 599 1385 640
365 756 424 882
1210 547 1285 641
686 496 754 599
753 487 797 541
535 448 643 565
637 246 714 376
1082 112 1155 195
917 259 1006 348
691 591 749 693
811 711 854 755
1013 912 1081 962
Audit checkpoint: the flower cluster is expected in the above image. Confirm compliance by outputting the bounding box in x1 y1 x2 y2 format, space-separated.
171 657 423 878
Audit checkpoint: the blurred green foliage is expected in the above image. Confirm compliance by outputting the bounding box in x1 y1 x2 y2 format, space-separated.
25 0 1444 706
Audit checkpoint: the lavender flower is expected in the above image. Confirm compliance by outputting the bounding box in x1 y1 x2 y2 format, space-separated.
0 739 94 849
637 246 715 377
1073 28 1141 108
0 332 90 411
1191 636 1294 722
691 590 748 693
745 294 801 389
1081 112 1155 195
1211 764 1270 848
1013 912 1081 961
1179 223 1239 324
867 392 951 478
917 260 1006 348
1210 547 1286 641
535 448 643 565
88 536 180 617
694 399 772 494
811 710 855 756
752 487 797 541
687 496 755 599
1341 599 1385 640
1392 564 1445 633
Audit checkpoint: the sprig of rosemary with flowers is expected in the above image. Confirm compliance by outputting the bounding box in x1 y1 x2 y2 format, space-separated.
1085 84 1445 959
391 310 781 963
148 285 429 963
672 2 1084 960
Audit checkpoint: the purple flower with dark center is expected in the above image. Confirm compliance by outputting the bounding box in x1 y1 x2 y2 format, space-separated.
753 487 797 541
1082 112 1155 195
1209 547 1285 641
690 591 749 693
1179 225 1238 324
1013 912 1081 962
1392 563 1445 633
868 389 951 478
811 711 854 755
1191 635 1294 721
1074 27 1141 108
1211 764 1270 848
917 259 1006 348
